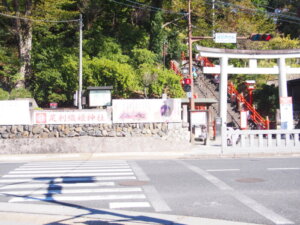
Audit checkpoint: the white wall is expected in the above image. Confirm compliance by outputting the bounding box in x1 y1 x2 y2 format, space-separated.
0 100 31 125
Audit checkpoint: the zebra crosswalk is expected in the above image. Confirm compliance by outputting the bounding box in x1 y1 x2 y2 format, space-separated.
0 160 152 210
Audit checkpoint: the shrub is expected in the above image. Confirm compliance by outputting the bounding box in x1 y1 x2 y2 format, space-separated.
0 88 9 100
48 93 67 103
9 88 32 99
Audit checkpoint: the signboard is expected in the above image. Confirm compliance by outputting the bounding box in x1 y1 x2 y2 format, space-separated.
0 100 31 125
33 110 111 125
280 97 293 130
214 33 237 43
89 90 111 107
113 99 181 123
190 111 207 126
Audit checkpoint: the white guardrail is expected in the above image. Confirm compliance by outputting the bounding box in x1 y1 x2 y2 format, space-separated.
226 129 300 151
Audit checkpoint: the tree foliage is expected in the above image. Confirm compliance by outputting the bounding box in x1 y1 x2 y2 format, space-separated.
0 0 299 107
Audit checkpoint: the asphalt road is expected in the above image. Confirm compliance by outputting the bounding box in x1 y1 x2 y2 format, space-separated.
0 157 299 225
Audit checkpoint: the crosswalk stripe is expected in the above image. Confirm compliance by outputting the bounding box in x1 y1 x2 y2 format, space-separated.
0 176 136 183
9 169 132 174
14 166 130 171
3 172 134 178
1 187 142 195
22 160 127 164
110 202 151 209
0 182 115 190
20 163 128 167
9 194 146 202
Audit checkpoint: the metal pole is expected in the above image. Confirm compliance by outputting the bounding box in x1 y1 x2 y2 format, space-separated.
78 14 83 110
212 0 215 36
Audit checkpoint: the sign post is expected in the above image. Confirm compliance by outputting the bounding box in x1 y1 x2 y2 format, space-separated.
214 33 237 43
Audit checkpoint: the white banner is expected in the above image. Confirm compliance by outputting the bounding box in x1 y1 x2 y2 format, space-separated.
0 100 31 125
240 110 248 130
113 99 182 123
280 97 293 130
33 110 111 125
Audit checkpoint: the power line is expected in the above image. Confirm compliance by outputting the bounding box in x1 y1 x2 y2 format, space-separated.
215 0 300 23
0 12 79 23
110 0 186 15
203 0 300 25
252 2 298 16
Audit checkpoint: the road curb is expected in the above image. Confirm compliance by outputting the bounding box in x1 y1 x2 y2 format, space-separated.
1 150 300 162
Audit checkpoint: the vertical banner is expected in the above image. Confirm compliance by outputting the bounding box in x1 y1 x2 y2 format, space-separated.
280 97 293 130
240 110 248 130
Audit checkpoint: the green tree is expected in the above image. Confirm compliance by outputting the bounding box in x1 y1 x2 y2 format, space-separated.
149 10 164 60
130 48 157 68
0 0 78 89
253 84 279 121
137 64 184 98
0 46 20 90
83 57 139 98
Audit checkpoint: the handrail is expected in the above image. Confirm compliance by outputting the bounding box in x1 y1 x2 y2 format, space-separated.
196 56 269 130
228 82 269 129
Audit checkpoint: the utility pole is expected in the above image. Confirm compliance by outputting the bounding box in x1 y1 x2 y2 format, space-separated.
78 14 83 110
188 0 195 143
188 0 194 111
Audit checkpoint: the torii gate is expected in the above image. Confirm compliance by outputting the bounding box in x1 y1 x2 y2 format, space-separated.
196 46 300 148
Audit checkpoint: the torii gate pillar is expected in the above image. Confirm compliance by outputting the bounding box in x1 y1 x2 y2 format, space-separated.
220 56 228 149
278 57 288 98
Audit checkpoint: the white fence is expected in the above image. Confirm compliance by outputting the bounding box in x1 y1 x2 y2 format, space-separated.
226 129 300 152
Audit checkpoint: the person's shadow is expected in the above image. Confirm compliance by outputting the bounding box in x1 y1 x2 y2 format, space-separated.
5 176 184 225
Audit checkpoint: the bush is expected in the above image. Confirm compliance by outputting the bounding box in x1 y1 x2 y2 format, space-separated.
0 88 9 100
9 88 32 100
48 93 67 103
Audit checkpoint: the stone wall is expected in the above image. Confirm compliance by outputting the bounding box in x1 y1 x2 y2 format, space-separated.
0 123 190 142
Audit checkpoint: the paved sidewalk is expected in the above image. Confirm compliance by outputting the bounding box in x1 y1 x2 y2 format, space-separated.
0 202 263 225
1 145 299 162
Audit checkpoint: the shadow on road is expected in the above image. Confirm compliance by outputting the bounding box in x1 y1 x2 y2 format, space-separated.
3 176 182 225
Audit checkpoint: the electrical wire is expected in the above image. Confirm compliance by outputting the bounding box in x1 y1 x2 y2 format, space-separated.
252 2 298 16
203 0 300 25
110 0 186 15
215 0 300 23
0 12 79 23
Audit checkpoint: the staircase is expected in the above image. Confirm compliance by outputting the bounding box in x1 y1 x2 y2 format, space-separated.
170 58 270 130
194 74 241 128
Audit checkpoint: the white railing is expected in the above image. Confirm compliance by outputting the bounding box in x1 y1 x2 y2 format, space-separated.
226 129 300 152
